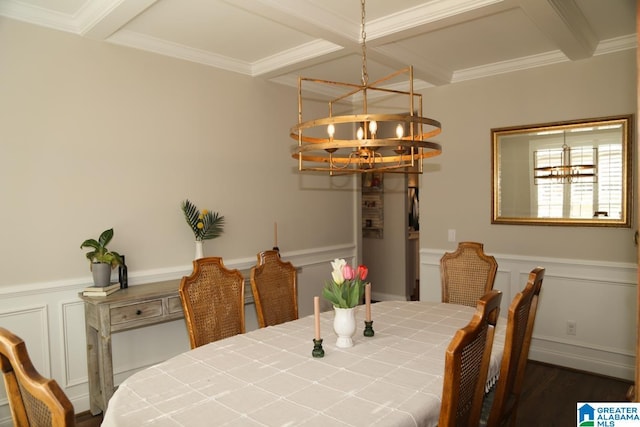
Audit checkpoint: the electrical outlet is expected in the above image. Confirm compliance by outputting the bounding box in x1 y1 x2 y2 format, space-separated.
566 320 577 335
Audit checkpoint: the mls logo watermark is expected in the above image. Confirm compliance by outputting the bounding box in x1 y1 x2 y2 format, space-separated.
578 403 640 426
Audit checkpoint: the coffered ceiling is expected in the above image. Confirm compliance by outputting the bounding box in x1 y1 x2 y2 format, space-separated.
1 0 636 90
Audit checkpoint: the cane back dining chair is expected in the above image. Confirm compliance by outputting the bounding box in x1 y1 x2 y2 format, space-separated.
179 257 245 349
0 327 75 427
440 241 498 307
250 250 298 328
438 289 502 427
481 267 545 427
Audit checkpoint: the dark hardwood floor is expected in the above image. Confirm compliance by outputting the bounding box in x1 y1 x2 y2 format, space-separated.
75 411 103 427
516 361 632 426
75 361 632 426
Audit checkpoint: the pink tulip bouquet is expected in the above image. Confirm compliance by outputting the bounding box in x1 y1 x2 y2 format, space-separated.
322 258 368 308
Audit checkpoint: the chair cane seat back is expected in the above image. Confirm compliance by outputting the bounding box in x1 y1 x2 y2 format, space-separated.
482 267 545 427
179 257 245 349
439 290 502 427
440 241 498 307
0 327 75 426
250 250 298 328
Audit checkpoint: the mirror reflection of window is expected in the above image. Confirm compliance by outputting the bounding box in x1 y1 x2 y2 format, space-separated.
532 128 622 220
491 115 631 227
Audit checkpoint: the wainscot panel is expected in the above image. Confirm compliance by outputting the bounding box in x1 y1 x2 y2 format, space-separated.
420 248 636 380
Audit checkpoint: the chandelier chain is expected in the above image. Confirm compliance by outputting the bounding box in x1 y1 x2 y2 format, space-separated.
361 0 368 86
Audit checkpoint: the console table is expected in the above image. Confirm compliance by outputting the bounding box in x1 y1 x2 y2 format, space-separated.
81 278 256 414
80 280 185 415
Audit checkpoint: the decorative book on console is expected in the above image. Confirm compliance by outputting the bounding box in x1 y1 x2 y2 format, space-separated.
83 282 120 297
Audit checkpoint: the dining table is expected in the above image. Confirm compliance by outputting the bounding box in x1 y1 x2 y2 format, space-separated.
101 300 505 427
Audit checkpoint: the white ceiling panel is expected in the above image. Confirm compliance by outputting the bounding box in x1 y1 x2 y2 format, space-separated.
1 0 635 89
396 8 558 72
124 0 317 61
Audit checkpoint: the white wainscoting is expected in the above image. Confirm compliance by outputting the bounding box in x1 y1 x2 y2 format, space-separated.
2 244 630 425
420 248 637 381
0 244 356 425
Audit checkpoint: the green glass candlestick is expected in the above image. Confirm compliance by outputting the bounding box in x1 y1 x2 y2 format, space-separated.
312 338 325 358
364 320 374 337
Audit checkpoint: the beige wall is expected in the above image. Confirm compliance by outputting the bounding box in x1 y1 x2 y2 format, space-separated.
0 17 356 287
420 49 636 262
362 173 408 299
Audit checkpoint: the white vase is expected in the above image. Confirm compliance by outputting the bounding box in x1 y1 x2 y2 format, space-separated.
195 240 204 259
333 306 357 348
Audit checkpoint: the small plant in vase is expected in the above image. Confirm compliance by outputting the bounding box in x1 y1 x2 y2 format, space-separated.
181 199 225 259
80 228 123 287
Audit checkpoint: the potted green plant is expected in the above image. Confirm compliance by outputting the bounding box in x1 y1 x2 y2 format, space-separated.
80 228 123 287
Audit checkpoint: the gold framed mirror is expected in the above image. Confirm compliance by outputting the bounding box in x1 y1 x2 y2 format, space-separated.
492 115 632 227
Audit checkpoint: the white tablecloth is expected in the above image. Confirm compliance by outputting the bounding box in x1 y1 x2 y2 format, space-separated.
102 301 505 427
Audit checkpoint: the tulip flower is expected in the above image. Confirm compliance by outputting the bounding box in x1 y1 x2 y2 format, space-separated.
356 265 368 281
323 258 369 308
343 265 355 281
330 258 346 285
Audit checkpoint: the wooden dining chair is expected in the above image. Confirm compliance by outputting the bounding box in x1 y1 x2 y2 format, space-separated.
481 267 545 427
0 327 75 427
438 289 502 427
440 241 498 307
250 250 298 328
179 257 245 349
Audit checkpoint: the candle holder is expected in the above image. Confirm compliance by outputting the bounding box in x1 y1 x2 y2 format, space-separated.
363 320 374 337
312 338 325 358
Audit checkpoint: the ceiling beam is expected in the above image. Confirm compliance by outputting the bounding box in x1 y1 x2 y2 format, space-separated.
80 0 158 40
518 0 598 60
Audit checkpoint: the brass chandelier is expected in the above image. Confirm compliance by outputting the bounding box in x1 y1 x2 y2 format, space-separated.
290 0 442 175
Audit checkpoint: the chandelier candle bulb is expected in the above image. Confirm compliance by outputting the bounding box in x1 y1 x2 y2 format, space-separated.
327 123 335 139
314 296 321 340
365 283 372 322
369 120 377 137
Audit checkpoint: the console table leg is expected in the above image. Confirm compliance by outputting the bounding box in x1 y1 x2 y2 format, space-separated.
96 330 114 411
85 304 116 414
85 307 102 415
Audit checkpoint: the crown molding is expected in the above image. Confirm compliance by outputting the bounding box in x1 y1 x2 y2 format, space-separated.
252 39 343 77
0 0 80 33
367 0 504 41
453 33 636 83
452 50 568 83
595 34 637 56
107 29 253 75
